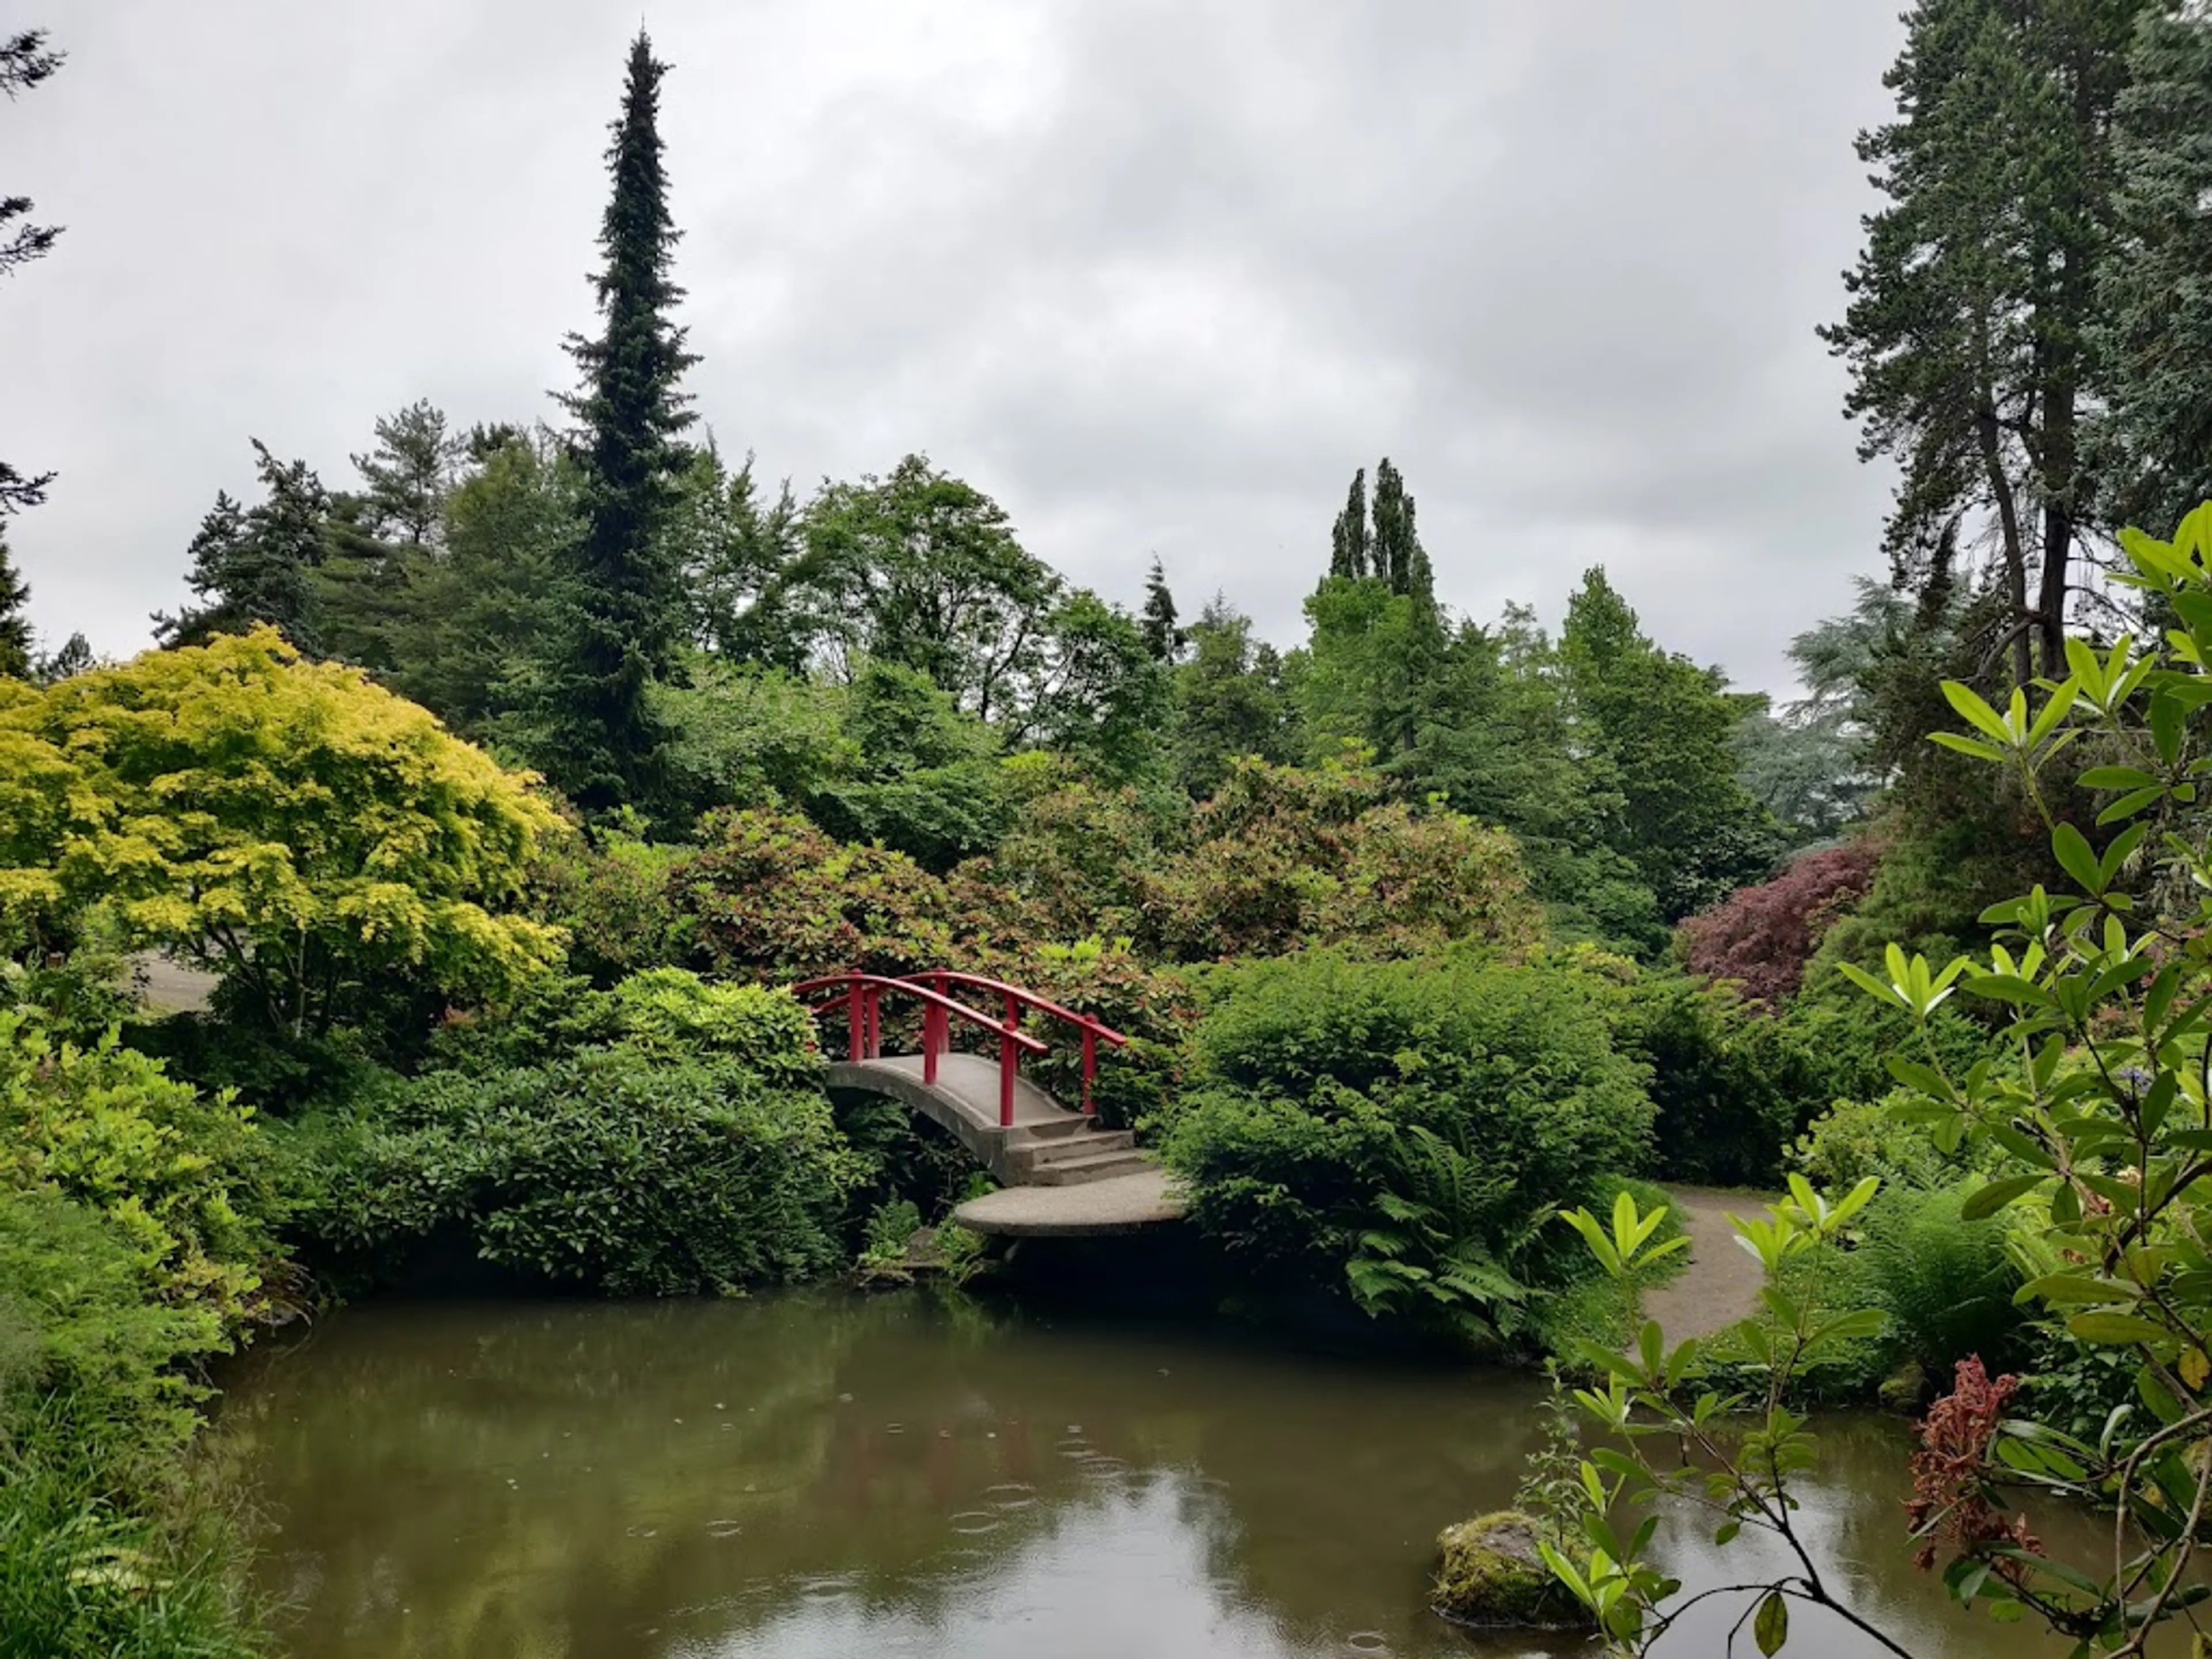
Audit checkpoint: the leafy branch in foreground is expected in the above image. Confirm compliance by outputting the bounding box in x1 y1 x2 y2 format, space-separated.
1546 500 2212 1657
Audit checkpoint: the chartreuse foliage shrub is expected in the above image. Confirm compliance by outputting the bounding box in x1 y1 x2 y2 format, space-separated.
0 628 563 1043
1159 950 1653 1346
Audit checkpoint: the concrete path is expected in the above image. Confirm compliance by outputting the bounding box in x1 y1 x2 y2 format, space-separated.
953 1168 1186 1237
1637 1186 1779 1343
128 953 218 1015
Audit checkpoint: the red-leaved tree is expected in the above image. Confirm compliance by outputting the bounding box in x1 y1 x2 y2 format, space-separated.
1679 842 1881 1005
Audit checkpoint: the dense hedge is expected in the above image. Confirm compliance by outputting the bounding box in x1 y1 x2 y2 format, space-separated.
290 1047 855 1296
1158 951 1653 1344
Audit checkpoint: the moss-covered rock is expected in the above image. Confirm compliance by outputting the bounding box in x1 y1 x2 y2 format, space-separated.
1878 1358 1927 1413
1431 1510 1593 1630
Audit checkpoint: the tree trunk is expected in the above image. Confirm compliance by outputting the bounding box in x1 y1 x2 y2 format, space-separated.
1975 400 2033 688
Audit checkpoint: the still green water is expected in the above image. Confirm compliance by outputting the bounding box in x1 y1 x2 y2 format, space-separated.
216 1293 2152 1658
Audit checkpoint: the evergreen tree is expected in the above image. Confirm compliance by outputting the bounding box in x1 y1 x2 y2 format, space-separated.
1139 555 1183 661
1559 569 1783 921
1 30 63 518
670 444 801 666
1821 0 2146 683
351 398 460 552
31 630 89 684
0 528 30 677
2097 2 2212 533
1172 596 1302 797
541 30 700 812
154 444 328 653
388 426 576 742
1369 457 1434 602
1329 469 1370 579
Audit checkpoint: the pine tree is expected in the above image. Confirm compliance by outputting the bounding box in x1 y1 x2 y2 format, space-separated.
1 30 64 519
1139 555 1183 661
0 528 31 677
1821 0 2146 683
2097 3 2212 533
1329 469 1370 579
154 444 328 653
351 399 460 552
541 29 700 812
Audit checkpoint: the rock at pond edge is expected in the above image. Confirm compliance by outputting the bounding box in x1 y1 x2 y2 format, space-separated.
1431 1510 1594 1631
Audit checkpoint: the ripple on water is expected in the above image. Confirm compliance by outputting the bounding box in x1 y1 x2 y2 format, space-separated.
796 1574 853 1603
704 1520 742 1539
983 1482 1036 1510
948 1509 1002 1536
1344 1634 1391 1656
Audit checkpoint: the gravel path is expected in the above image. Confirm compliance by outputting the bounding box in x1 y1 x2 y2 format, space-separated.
1637 1185 1779 1343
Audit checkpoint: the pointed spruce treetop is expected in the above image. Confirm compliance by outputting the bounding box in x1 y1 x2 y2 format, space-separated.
540 28 702 813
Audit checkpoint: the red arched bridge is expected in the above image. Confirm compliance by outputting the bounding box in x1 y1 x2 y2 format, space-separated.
789 972 1178 1225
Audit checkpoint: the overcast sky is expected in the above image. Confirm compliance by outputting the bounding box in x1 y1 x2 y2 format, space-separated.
2 1 1904 695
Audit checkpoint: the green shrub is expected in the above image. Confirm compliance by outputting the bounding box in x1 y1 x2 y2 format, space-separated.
1161 951 1653 1343
1790 1094 1981 1192
603 969 821 1085
526 823 697 988
0 1014 283 1339
1855 1183 2022 1377
1605 973 1828 1188
0 1191 225 1479
291 1048 859 1295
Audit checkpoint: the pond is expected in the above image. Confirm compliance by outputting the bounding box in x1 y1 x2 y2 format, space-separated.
215 1291 2153 1659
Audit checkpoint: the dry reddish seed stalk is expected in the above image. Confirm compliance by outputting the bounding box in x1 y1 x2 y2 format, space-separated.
1908 1357 2043 1580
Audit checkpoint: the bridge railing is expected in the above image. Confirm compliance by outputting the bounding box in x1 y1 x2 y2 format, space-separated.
902 972 1130 1118
789 972 1048 1128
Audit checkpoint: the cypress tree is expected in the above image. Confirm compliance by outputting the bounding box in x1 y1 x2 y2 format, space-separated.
0 529 31 677
543 29 699 812
1139 555 1183 661
1329 468 1370 579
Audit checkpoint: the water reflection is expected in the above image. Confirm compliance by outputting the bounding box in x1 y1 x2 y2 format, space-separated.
214 1293 2171 1658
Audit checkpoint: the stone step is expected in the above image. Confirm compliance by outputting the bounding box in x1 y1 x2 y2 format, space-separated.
1030 1150 1157 1187
1003 1129 1134 1175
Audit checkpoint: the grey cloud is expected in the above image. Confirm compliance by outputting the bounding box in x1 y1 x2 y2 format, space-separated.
5 0 1902 694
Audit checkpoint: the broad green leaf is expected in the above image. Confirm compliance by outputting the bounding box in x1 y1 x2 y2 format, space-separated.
1961 1174 2043 1221
2052 822 2103 895
1942 681 2014 744
2067 1310 2171 1346
1754 1589 1789 1657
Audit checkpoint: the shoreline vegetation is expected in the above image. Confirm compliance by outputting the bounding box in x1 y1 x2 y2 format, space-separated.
10 4 2212 1654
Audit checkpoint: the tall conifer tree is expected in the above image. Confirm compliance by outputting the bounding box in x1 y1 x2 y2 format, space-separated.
154 444 327 653
2098 2 2212 532
543 30 699 812
1821 0 2145 683
1139 556 1183 661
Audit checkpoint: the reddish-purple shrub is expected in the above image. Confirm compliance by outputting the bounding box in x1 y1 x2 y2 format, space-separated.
1679 842 1881 1005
